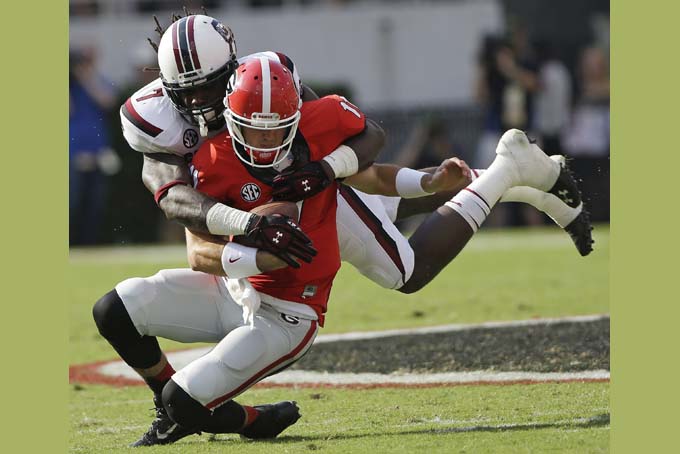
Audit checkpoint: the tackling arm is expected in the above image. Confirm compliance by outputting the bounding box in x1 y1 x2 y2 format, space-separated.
272 118 386 201
324 118 385 175
343 158 471 197
141 153 218 233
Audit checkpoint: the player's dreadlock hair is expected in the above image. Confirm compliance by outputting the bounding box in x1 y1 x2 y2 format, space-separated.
146 5 208 55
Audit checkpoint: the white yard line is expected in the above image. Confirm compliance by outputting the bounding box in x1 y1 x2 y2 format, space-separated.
90 315 609 387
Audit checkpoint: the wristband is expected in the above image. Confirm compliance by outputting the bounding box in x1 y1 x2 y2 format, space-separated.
322 145 359 179
206 203 254 236
395 168 434 198
221 243 261 279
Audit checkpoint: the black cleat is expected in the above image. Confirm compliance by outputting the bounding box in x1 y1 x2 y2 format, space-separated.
564 209 594 257
548 155 582 210
548 155 594 256
130 396 200 447
239 401 301 440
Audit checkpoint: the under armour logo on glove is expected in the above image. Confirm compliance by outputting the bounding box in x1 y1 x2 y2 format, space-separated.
272 161 333 202
244 214 317 268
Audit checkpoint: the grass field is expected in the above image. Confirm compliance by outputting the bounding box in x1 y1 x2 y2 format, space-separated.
69 225 609 453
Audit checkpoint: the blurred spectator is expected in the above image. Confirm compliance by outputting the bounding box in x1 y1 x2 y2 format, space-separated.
562 46 610 222
474 23 541 227
70 47 121 245
392 116 460 170
475 23 539 164
533 40 572 155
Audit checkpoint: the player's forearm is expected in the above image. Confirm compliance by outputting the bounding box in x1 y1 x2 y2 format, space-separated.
159 185 216 233
185 229 287 276
185 229 228 276
343 164 400 196
142 153 219 233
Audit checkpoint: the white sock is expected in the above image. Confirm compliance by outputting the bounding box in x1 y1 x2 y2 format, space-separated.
473 168 580 227
444 159 514 232
502 188 581 227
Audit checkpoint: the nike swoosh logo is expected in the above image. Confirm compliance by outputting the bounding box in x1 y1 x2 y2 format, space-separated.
156 424 178 440
229 257 241 263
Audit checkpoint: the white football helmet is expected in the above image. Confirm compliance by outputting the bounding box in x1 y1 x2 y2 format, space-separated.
157 14 238 136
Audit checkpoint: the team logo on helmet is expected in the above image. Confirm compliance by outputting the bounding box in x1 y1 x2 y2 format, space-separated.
183 129 199 148
211 20 236 55
240 183 261 202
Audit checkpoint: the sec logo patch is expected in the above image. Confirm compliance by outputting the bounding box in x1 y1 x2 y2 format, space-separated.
183 129 199 148
241 183 261 202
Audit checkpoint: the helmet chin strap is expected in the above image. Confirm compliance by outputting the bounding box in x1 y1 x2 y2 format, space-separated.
198 116 209 137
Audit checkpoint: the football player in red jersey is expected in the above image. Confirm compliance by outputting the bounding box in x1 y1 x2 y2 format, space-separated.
93 56 472 447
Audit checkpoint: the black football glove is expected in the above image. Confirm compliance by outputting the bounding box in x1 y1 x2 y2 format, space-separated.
272 161 333 202
243 214 317 268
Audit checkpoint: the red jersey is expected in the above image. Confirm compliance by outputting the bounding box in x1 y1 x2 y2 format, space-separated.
192 95 366 325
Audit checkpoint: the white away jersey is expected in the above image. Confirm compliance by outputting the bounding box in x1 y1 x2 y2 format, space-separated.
120 51 302 157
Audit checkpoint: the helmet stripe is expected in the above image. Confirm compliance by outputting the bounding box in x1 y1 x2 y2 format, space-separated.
187 15 201 70
171 22 184 73
259 57 271 114
177 17 194 73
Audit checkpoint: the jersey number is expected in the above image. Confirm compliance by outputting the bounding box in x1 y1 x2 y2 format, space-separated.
136 88 163 102
340 99 361 118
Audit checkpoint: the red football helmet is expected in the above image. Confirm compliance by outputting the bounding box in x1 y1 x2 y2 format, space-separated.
224 57 301 168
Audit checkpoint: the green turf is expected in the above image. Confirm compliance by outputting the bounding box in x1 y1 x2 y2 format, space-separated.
70 383 608 453
69 226 609 452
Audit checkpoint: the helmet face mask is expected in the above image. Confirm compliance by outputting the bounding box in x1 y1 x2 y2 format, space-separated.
157 15 238 135
224 57 301 168
227 109 301 168
162 60 236 131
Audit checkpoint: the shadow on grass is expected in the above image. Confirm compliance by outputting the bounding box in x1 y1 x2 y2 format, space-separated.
193 413 609 446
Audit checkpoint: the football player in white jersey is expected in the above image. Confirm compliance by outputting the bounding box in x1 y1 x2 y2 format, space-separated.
121 13 592 291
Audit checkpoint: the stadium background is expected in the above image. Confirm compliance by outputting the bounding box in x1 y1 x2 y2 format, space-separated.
69 0 610 246
67 2 611 451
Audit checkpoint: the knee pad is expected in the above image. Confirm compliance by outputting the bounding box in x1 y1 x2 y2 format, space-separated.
92 289 161 369
92 289 136 340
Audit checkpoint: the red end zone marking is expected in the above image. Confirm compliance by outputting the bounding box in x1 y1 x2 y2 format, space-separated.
70 359 143 387
69 360 609 389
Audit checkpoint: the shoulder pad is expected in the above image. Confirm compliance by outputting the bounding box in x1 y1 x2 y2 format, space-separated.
120 79 204 157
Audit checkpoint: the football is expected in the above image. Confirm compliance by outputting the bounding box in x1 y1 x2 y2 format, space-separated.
231 201 300 246
249 201 300 222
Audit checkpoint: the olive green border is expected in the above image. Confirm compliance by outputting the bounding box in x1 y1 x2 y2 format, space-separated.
611 1 677 452
4 1 68 452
